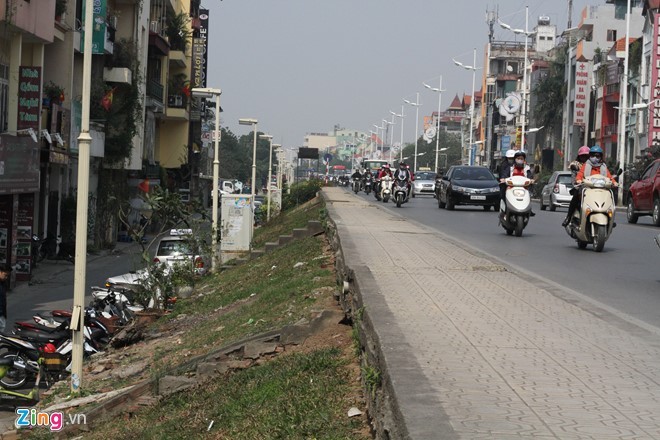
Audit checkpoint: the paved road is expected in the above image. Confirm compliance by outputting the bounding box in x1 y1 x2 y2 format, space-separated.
325 187 660 439
356 190 660 329
7 243 141 329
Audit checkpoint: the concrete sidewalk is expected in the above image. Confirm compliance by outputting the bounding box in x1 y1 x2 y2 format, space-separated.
323 187 660 439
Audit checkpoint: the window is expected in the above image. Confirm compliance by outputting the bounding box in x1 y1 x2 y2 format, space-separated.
0 64 7 133
607 30 617 42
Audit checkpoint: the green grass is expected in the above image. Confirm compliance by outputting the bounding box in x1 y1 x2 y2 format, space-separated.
251 197 323 249
85 348 366 439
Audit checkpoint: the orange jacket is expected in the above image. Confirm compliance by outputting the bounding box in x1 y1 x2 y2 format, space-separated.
576 161 613 182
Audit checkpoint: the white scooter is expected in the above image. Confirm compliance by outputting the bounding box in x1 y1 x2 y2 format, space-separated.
499 175 533 237
565 174 616 252
380 176 393 203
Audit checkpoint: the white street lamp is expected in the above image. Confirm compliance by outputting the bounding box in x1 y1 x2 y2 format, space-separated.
259 134 274 222
424 76 446 173
385 116 395 164
390 107 405 162
193 87 222 271
239 118 258 238
453 49 479 165
72 0 95 393
404 93 421 171
499 7 534 151
373 124 385 157
618 0 632 206
369 130 377 157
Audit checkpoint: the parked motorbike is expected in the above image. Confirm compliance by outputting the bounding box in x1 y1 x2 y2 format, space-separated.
380 176 393 203
499 175 533 237
38 235 75 264
393 178 410 208
564 174 616 252
352 177 361 194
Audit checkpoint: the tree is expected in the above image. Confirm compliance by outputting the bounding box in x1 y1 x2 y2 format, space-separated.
533 46 567 133
400 130 462 172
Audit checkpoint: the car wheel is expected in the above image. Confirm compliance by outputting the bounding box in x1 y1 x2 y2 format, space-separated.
627 197 639 224
438 193 446 209
653 196 660 226
549 195 556 211
540 197 546 211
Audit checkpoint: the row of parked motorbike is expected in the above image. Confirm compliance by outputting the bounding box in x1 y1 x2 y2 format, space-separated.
0 285 146 404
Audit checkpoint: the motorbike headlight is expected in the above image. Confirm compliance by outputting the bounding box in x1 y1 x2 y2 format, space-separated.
512 189 526 197
591 178 606 188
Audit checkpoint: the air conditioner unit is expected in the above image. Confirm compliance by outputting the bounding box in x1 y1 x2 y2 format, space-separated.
168 95 183 107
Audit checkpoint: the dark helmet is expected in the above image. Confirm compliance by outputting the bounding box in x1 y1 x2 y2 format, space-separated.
399 161 407 168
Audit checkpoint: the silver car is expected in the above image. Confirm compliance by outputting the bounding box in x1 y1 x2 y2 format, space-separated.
412 171 437 197
540 171 573 211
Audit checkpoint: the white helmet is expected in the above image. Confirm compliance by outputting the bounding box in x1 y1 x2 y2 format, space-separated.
505 149 516 159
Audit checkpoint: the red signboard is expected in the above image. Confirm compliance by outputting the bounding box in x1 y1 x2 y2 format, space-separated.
17 66 41 131
650 14 660 148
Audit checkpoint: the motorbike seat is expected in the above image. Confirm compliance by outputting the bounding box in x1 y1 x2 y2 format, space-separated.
13 328 69 343
15 321 68 333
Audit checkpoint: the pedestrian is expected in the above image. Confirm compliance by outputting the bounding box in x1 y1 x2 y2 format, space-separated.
0 264 10 333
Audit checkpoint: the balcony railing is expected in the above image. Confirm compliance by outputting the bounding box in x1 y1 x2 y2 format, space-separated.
147 79 164 103
606 83 620 96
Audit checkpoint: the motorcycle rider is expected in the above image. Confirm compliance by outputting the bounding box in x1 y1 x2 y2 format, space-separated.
393 161 413 198
562 145 617 227
377 163 393 179
561 146 591 227
351 168 363 191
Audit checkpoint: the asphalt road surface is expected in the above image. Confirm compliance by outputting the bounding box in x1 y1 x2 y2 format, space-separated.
356 189 660 329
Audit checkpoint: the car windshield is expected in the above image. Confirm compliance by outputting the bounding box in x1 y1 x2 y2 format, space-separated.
452 168 494 181
415 172 436 180
157 239 193 256
557 174 573 185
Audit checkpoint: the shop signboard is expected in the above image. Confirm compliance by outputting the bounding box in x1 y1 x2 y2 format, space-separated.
0 135 40 194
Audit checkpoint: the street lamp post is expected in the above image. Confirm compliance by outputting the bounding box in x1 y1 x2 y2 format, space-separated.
71 0 94 393
239 118 258 238
404 93 421 171
424 76 446 173
390 107 405 162
192 87 222 271
453 50 478 165
617 0 632 206
499 7 533 151
259 134 274 221
385 116 395 164
369 130 377 158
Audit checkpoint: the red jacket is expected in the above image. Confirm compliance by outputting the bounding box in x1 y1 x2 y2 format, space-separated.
377 169 393 179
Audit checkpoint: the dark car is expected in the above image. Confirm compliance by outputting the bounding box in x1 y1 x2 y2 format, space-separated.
627 158 660 225
435 166 500 211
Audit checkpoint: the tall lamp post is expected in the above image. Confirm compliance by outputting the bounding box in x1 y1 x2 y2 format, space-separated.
259 134 274 221
617 0 632 206
390 107 405 162
385 117 395 164
499 7 533 151
404 93 421 171
271 143 281 217
453 50 478 165
239 118 258 237
424 76 446 173
193 87 222 271
373 124 384 157
369 130 377 157
71 0 94 393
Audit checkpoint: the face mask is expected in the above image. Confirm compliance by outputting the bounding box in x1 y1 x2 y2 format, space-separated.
589 157 600 165
515 159 524 165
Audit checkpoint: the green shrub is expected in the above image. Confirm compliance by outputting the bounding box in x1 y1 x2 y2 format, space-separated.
282 179 323 211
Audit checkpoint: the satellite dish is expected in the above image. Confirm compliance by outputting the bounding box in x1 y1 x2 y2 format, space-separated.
506 65 513 72
499 93 521 117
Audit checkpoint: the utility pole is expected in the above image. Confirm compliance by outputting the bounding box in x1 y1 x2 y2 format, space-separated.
568 0 573 29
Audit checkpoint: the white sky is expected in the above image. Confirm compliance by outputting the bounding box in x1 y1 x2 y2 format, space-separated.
205 0 592 148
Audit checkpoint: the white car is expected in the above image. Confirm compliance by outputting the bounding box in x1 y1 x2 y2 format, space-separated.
152 229 209 276
412 171 437 197
540 171 573 211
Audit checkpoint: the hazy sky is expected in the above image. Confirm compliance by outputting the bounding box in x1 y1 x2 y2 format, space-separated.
206 1 591 148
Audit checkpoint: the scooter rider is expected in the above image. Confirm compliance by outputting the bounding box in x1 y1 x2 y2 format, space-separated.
562 145 617 227
377 163 393 180
393 161 413 197
562 146 591 227
499 149 516 199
